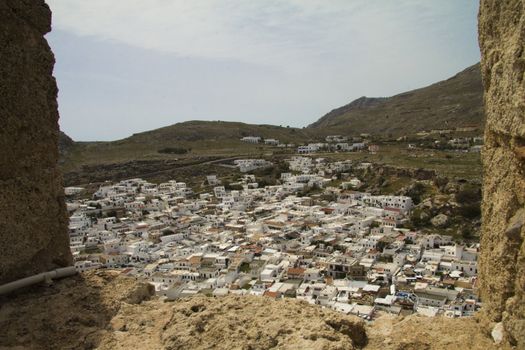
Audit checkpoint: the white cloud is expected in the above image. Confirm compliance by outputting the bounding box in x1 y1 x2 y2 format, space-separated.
47 0 463 72
47 0 480 140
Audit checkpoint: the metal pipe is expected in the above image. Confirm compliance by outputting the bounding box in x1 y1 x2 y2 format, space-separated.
0 266 77 296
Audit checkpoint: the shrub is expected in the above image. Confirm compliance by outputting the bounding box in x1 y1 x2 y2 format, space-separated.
410 208 431 228
162 229 175 236
458 204 481 219
456 187 481 205
158 147 189 154
461 227 473 239
407 182 427 205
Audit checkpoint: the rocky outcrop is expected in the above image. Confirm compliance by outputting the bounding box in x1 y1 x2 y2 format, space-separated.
430 213 449 228
0 271 367 350
0 0 72 284
0 271 503 350
365 313 498 350
104 294 367 350
0 271 155 349
478 0 525 346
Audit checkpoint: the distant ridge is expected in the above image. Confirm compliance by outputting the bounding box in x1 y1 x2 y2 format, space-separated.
124 120 315 144
60 64 484 173
59 121 320 173
308 63 483 136
58 131 74 157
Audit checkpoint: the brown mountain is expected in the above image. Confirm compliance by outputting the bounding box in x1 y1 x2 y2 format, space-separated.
308 63 483 136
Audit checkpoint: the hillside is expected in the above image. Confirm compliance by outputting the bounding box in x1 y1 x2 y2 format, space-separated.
58 131 74 150
59 64 484 184
61 64 484 168
309 63 483 136
58 131 74 161
126 120 314 143
61 121 319 172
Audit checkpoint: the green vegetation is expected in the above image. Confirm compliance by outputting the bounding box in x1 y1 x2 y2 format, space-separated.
455 185 482 219
409 208 431 229
161 229 175 236
405 179 482 242
82 246 102 254
239 262 251 273
318 144 482 180
379 177 413 195
456 186 482 204
158 147 190 154
61 121 322 174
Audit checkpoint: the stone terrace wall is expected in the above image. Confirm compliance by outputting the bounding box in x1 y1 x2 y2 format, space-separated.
0 0 72 284
478 0 525 346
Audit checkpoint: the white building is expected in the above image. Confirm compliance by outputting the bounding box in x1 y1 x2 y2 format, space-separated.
65 186 84 196
241 136 261 144
264 139 279 146
234 159 273 173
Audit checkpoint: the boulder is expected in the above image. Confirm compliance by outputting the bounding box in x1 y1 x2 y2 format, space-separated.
431 214 449 228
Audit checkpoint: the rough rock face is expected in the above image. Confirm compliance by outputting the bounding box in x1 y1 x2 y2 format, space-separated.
0 271 502 350
0 271 367 350
103 294 367 350
430 214 449 228
0 271 504 350
478 0 525 346
0 0 72 284
365 313 499 350
0 271 155 349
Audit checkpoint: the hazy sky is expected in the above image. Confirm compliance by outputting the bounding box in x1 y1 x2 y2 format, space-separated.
46 0 480 141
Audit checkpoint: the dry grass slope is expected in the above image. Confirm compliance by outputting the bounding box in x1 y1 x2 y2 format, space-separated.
309 64 483 136
61 121 320 172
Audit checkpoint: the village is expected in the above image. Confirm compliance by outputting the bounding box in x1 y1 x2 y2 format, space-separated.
65 155 480 322
241 133 484 154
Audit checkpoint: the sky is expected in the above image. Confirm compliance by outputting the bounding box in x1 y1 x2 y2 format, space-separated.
46 0 480 141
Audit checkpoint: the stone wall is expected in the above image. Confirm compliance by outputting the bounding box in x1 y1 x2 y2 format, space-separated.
478 0 525 346
0 0 72 284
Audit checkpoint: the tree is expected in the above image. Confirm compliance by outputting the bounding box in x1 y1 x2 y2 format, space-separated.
239 262 251 273
456 187 481 205
105 210 118 218
162 229 175 236
459 204 481 219
158 147 188 155
461 227 473 239
406 182 426 205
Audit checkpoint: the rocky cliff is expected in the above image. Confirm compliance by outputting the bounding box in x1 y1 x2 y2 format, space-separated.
0 0 72 284
478 0 525 347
